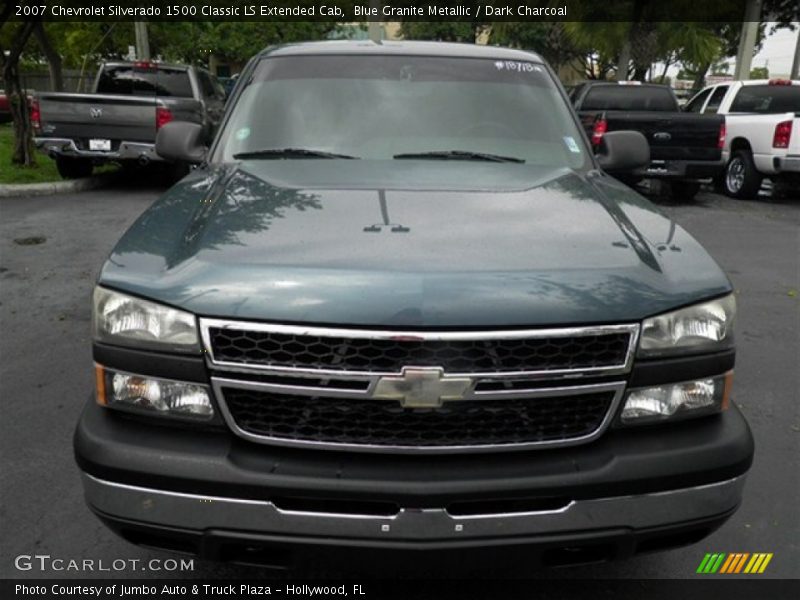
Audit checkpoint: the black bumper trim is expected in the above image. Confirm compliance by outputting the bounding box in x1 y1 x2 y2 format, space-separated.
95 507 734 568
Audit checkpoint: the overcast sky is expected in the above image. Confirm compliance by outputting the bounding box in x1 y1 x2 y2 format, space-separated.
740 22 798 75
664 22 798 79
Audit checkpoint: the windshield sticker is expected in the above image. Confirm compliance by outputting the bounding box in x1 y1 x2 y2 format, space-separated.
235 127 251 141
494 61 542 73
563 136 581 153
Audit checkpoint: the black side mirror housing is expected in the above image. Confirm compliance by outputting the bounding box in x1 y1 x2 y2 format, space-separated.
156 121 207 164
596 131 650 173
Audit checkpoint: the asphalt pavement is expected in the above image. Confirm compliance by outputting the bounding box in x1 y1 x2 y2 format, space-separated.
1 175 798 580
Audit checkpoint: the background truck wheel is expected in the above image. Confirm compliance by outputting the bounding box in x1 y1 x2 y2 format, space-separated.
55 156 93 179
615 175 642 189
670 181 701 201
724 151 762 199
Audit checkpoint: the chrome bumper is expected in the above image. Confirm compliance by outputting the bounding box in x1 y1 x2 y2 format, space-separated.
82 473 745 542
34 137 164 162
776 155 800 174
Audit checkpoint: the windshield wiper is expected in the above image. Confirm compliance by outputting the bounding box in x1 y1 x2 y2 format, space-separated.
393 150 525 163
233 148 359 160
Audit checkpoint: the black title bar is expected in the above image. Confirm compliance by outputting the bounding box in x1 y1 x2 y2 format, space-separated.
7 0 795 22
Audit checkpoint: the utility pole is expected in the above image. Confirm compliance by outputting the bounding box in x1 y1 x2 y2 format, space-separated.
368 0 381 43
134 21 150 61
733 0 762 80
791 29 800 79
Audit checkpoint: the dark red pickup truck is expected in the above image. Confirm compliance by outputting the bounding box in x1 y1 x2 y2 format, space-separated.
0 91 11 124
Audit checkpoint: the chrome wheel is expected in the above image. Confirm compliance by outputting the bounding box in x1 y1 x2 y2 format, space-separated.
726 158 745 193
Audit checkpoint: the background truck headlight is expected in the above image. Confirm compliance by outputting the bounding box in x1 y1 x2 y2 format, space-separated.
638 294 736 357
93 287 200 353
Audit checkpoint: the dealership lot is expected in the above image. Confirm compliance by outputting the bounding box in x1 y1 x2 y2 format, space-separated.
0 177 798 579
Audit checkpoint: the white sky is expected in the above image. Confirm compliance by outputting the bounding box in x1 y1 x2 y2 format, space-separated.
748 23 799 75
664 22 798 79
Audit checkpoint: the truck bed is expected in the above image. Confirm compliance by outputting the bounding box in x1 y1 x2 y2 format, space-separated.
581 110 725 163
35 92 203 154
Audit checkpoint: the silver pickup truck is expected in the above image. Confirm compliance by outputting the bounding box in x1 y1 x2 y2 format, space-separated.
32 61 226 178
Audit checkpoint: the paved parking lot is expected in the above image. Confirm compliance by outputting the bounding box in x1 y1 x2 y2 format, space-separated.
1 176 798 580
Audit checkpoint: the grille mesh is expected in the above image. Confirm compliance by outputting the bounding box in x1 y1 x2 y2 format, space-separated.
209 328 631 373
222 388 615 448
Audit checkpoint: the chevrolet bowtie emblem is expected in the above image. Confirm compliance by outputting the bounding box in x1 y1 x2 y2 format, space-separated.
372 367 472 408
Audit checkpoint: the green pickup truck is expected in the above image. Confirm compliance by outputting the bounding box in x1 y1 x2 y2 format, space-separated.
75 41 753 570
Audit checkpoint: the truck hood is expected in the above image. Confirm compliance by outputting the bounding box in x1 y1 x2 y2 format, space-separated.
100 161 732 327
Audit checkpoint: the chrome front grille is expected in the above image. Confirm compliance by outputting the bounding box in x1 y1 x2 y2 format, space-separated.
201 319 638 453
217 384 619 450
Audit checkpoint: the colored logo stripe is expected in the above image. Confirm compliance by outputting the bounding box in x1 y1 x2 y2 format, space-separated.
697 553 773 574
697 553 726 573
720 553 749 573
744 553 773 574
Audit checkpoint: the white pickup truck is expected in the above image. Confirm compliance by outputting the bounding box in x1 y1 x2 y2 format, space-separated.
685 79 800 198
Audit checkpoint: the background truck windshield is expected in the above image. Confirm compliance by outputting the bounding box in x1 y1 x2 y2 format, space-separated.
729 84 800 113
96 66 193 97
581 85 677 111
217 55 588 169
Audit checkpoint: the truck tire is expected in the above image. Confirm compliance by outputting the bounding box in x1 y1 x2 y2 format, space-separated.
55 156 93 180
670 181 701 201
724 151 762 199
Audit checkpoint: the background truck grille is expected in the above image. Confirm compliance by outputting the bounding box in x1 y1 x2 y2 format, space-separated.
221 388 615 448
208 328 631 373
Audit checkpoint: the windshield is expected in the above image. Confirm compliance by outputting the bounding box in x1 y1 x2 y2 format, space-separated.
215 55 588 169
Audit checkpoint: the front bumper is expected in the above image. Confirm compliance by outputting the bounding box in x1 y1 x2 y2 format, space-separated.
34 137 164 163
84 472 744 545
75 399 753 564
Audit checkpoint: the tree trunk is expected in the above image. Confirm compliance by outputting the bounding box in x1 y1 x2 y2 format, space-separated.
33 22 63 92
692 61 711 92
659 56 673 83
0 19 39 166
615 41 631 81
633 64 649 82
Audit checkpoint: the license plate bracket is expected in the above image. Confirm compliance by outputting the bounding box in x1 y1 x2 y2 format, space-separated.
89 139 111 152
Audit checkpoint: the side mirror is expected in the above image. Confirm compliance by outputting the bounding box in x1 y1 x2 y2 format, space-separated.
156 121 206 164
596 131 650 173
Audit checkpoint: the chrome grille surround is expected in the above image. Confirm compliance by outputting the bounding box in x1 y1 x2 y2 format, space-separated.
200 319 639 453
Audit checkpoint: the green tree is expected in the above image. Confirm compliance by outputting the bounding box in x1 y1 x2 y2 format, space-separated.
0 5 38 166
491 23 586 71
399 22 486 43
749 66 769 79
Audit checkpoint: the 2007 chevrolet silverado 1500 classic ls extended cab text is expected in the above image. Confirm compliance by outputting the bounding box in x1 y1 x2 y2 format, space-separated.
74 42 753 570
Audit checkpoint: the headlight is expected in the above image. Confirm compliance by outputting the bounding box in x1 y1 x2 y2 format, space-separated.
620 372 732 425
96 365 214 420
638 294 736 357
93 287 199 353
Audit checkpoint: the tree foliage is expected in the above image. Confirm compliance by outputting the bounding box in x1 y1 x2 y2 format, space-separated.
491 23 586 71
400 22 487 43
0 6 38 166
